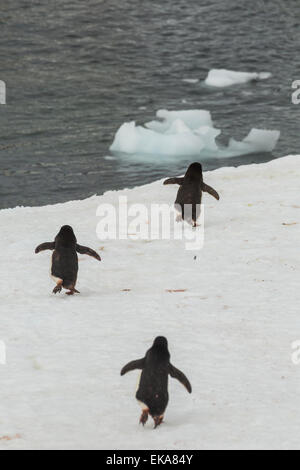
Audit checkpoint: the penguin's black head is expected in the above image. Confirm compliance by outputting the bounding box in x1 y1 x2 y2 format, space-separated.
153 336 168 349
185 162 203 181
150 336 170 361
56 225 77 246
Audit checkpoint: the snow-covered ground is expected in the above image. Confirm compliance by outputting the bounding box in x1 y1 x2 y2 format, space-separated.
0 155 299 450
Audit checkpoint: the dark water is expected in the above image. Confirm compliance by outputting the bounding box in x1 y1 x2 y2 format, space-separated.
0 0 299 209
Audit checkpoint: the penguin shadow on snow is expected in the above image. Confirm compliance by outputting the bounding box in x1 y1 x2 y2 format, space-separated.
35 225 101 296
121 337 192 429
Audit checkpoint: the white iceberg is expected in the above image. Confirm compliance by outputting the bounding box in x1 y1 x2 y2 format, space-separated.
228 129 281 154
205 69 272 87
110 109 280 159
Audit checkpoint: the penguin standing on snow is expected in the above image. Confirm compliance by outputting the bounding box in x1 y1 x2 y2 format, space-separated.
35 225 101 295
121 336 192 428
164 162 220 227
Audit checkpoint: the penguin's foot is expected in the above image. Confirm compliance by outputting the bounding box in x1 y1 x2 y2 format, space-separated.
153 415 164 429
65 289 80 296
139 409 149 426
53 284 62 295
65 284 80 295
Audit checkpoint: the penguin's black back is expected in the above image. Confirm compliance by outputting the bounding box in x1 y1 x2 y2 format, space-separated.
136 337 170 416
175 182 202 206
178 163 203 201
51 226 78 285
175 163 203 220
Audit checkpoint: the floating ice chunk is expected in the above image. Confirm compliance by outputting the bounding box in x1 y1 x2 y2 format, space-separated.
110 109 280 159
110 120 206 156
104 155 117 161
228 129 280 154
205 69 272 87
257 72 272 80
182 78 199 84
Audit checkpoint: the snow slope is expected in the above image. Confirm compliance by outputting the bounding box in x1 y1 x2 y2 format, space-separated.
0 155 299 450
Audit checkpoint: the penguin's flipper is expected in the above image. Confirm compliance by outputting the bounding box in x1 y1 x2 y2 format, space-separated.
35 242 55 254
163 177 185 186
76 244 101 261
202 183 220 201
169 363 192 393
121 358 145 376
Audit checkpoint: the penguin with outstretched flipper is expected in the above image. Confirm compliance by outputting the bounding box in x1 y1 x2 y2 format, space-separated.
121 337 192 428
35 225 101 295
164 162 220 227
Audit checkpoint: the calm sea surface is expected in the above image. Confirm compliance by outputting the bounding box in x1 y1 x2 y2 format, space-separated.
0 0 299 209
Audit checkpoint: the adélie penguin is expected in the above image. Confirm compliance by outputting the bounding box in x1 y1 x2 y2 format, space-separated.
164 162 220 227
35 225 101 295
121 336 192 428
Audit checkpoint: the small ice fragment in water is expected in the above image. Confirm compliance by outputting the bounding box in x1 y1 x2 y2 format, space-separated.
205 69 272 87
182 78 199 84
